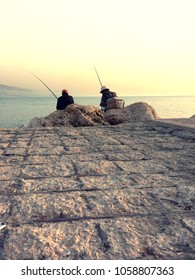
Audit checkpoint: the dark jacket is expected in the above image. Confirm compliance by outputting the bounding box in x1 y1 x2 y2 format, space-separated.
100 90 117 107
56 95 74 110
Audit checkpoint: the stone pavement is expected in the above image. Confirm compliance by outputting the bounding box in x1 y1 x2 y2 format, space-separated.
0 121 194 260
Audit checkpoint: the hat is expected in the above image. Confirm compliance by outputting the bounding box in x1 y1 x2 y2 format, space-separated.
100 86 109 93
62 89 68 95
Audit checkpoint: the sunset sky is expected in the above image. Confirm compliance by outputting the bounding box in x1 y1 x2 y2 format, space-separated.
1 0 195 96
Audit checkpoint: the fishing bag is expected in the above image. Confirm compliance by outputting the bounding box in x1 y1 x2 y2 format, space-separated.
106 97 125 111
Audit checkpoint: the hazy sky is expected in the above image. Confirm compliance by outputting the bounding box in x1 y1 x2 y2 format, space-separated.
1 0 195 96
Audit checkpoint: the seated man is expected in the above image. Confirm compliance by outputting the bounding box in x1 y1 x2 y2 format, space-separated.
56 89 74 110
100 86 117 112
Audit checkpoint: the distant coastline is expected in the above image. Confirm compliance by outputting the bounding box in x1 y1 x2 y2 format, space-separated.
0 84 30 91
0 84 34 97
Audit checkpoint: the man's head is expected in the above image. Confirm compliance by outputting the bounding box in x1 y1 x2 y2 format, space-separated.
62 89 68 95
100 86 109 93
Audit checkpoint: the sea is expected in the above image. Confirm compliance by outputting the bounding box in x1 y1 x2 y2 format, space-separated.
0 95 195 128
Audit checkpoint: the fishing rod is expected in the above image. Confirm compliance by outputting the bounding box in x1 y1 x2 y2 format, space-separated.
31 72 58 99
93 65 103 87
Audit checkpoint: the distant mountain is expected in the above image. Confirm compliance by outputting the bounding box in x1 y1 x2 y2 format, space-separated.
0 84 33 96
0 84 30 91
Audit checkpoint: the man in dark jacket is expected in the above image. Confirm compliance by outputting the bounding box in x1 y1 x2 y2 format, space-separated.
56 89 74 110
100 86 117 111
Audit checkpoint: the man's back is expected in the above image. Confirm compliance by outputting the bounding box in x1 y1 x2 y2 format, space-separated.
56 95 74 110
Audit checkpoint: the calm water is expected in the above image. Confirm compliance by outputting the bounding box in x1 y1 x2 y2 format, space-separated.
0 95 194 128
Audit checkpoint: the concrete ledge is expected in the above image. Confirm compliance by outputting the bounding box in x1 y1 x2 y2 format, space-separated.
155 118 195 132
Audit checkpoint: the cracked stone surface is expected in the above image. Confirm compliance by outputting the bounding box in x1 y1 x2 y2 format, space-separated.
0 121 194 260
